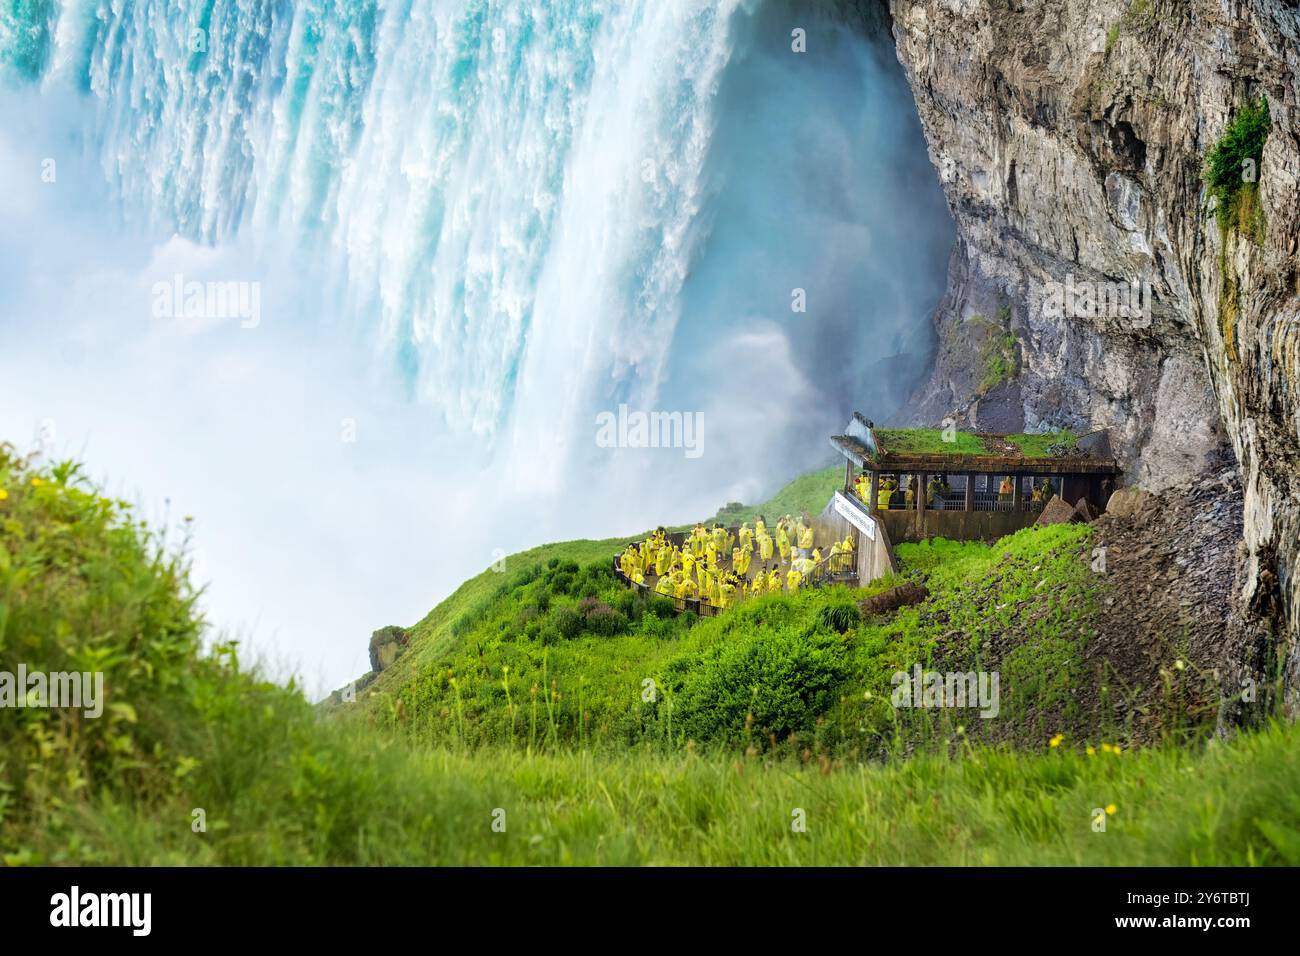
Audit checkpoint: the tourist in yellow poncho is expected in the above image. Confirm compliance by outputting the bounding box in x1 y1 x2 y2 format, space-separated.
776 525 791 563
786 567 802 593
655 574 674 597
738 522 753 553
755 516 767 537
681 548 695 577
719 576 737 608
879 476 898 509
766 567 782 593
797 522 814 558
655 544 672 577
734 546 751 577
710 524 726 553
757 529 774 562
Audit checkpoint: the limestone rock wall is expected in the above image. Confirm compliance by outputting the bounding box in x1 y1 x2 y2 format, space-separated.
886 0 1300 702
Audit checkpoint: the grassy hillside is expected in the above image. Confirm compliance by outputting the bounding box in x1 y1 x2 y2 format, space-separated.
3 445 1298 866
366 468 1208 757
363 464 844 699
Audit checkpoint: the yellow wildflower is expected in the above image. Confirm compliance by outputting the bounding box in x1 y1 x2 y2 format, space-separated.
1105 804 1117 815
1049 733 1064 748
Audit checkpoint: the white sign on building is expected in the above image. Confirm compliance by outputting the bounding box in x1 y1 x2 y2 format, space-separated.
833 491 876 541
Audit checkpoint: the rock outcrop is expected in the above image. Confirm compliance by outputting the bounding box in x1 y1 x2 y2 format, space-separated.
886 0 1300 705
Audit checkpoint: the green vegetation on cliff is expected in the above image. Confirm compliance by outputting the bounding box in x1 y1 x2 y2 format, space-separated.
1207 96 1270 238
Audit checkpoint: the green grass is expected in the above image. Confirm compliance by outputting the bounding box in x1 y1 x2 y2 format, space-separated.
375 520 1151 756
979 330 1018 394
874 428 987 456
1004 430 1077 457
369 462 846 695
12 715 1300 865
874 428 1076 459
4 446 1298 867
710 463 841 526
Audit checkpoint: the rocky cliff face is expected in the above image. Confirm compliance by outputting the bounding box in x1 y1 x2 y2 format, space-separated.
885 0 1300 706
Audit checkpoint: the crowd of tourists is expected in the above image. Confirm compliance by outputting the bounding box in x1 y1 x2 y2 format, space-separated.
617 516 854 609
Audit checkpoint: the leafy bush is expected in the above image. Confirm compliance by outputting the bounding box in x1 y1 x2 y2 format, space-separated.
584 604 628 637
0 444 309 862
549 605 584 639
1206 97 1270 232
671 625 853 743
647 596 676 619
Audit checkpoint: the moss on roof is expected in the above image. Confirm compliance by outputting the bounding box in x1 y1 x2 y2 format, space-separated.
873 428 1078 460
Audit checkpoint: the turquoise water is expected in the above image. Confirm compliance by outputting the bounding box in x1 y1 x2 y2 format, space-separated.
0 0 953 690
2 0 951 452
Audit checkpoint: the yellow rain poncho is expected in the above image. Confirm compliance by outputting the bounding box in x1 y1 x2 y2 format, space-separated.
776 527 791 561
738 523 753 552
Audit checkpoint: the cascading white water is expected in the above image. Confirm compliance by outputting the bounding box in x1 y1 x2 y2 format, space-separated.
0 0 953 690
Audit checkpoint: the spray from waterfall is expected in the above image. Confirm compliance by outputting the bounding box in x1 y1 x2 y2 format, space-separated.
0 0 953 693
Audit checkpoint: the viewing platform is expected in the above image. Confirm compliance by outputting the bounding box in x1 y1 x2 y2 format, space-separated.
830 413 1122 545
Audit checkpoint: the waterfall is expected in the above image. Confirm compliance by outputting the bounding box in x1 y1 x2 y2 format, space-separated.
0 0 953 690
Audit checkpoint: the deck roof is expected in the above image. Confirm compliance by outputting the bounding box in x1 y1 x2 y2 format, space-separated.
829 420 1121 475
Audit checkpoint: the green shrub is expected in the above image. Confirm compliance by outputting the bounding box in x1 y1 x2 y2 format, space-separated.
817 600 862 635
549 605 584 639
672 625 853 743
1206 97 1270 233
584 604 628 637
647 596 676 619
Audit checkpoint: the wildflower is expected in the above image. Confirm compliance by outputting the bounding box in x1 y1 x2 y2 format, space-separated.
1174 659 1185 671
1105 804 1117 816
1049 733 1064 748
1086 745 1096 756
956 725 966 736
30 477 44 487
0 488 7 501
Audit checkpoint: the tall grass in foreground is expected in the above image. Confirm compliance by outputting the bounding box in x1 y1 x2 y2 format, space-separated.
11 714 1300 866
3 445 1298 866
